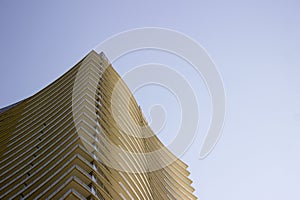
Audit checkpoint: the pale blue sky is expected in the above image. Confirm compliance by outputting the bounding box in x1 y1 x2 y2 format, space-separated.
1 0 300 199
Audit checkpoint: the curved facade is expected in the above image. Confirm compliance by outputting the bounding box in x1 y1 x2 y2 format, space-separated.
0 51 196 199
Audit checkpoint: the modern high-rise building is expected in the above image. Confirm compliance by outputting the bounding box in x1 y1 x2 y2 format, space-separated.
0 51 196 199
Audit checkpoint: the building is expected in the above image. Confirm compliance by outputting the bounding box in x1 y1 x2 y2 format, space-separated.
0 51 196 199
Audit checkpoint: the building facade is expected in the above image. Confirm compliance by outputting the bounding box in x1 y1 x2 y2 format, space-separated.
0 51 196 199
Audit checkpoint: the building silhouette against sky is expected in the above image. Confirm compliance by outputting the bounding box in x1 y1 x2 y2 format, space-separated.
0 51 196 199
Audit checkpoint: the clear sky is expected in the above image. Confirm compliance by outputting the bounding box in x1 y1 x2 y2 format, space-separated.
1 0 300 199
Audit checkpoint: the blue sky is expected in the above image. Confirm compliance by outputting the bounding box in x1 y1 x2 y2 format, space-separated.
1 0 300 199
